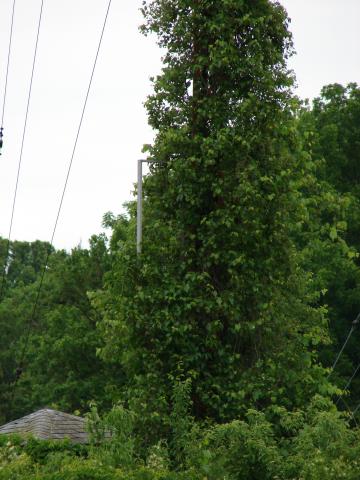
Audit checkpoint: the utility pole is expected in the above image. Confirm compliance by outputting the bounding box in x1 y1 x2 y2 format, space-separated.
137 159 158 254
137 159 145 255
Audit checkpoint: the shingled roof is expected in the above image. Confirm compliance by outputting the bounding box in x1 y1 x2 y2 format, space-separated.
0 408 88 444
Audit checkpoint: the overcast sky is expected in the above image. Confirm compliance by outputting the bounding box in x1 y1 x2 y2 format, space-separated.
0 0 359 251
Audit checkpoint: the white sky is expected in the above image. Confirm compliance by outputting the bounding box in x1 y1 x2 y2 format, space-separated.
0 0 359 250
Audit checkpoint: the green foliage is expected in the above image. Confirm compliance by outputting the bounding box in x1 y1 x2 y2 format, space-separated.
0 434 198 480
87 402 136 469
284 401 360 480
168 378 193 468
191 411 282 480
0 238 53 292
0 235 117 422
3 2 360 478
96 0 330 443
3 402 360 480
297 83 360 412
23 437 88 465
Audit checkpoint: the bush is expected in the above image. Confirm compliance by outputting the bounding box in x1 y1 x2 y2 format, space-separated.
2 401 360 480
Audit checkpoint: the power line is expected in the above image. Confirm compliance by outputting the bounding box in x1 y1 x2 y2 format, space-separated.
339 397 358 427
336 361 360 406
327 313 360 422
11 0 113 397
352 401 360 418
1 0 16 130
0 0 44 302
0 0 17 294
327 312 360 379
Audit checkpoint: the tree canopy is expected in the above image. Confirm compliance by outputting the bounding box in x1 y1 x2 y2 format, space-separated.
97 0 330 438
1 1 360 478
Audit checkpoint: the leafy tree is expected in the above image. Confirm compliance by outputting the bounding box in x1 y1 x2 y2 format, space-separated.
96 0 330 442
297 84 360 412
0 238 53 295
0 236 117 422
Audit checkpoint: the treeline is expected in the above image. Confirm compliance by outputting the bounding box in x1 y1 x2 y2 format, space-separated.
0 234 117 422
1 86 360 480
1 0 360 478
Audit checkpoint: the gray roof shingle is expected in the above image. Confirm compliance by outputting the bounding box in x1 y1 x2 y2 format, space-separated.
0 408 89 443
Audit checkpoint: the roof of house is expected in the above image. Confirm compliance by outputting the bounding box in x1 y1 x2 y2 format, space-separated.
0 408 88 444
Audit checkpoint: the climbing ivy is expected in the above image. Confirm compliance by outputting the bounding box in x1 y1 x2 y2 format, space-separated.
95 0 332 441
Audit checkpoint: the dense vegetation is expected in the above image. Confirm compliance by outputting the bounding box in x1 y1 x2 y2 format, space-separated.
1 0 360 478
0 234 117 422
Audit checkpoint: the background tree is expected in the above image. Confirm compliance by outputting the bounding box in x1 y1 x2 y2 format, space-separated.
297 83 360 412
0 235 117 423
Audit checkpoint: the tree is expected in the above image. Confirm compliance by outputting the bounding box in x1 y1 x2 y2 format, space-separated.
0 236 117 422
97 0 330 440
298 84 360 412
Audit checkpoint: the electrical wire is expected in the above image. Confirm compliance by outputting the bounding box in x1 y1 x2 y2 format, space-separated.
327 312 360 379
335 361 360 406
0 0 44 302
326 313 360 423
339 396 358 427
10 0 113 402
352 401 360 418
1 0 16 130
